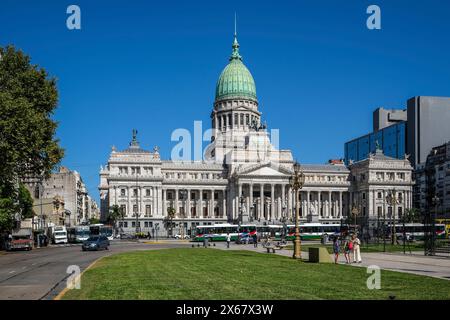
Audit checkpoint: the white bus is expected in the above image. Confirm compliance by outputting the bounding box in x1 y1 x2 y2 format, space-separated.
89 224 114 241
67 225 90 243
193 224 257 242
286 223 342 240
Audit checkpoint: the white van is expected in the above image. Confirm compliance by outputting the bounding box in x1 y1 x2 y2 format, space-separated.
50 226 68 244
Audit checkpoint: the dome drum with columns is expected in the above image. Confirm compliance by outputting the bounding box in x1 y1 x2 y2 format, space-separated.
99 30 413 237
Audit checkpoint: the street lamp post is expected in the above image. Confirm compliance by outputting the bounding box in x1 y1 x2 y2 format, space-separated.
289 161 305 260
351 205 360 234
386 189 400 245
180 189 188 240
431 195 440 255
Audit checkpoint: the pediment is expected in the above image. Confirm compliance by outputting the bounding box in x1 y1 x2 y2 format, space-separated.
236 162 292 177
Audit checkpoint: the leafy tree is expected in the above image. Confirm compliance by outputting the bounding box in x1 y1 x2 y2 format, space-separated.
0 183 35 231
89 217 100 225
404 208 420 223
0 45 63 231
107 205 124 234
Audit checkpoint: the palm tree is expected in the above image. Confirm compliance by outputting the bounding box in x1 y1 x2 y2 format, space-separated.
107 205 124 236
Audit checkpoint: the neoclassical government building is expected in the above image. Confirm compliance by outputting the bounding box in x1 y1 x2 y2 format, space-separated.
99 33 414 235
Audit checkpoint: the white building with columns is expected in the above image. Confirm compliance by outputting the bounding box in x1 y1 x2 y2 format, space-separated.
98 33 413 236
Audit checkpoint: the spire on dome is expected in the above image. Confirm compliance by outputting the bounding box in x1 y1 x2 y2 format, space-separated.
230 13 242 61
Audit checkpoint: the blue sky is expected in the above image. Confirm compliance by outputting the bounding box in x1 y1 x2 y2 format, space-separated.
2 0 450 203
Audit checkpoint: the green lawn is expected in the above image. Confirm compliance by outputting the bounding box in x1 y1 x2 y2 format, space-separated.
62 248 450 300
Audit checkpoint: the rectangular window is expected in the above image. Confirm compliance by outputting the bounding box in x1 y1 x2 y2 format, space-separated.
144 222 149 228
146 189 150 197
133 204 138 214
120 205 126 215
146 205 151 216
133 189 138 197
121 189 126 196
132 222 135 228
123 222 128 228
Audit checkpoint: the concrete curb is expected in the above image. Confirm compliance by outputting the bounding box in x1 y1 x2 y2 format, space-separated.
53 256 103 300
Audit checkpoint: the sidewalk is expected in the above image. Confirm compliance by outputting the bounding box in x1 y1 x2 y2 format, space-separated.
214 242 450 280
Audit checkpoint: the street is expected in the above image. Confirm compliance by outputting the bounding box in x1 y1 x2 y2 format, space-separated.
0 240 188 300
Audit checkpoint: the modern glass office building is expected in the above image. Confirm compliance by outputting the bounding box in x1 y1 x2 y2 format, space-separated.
344 122 406 164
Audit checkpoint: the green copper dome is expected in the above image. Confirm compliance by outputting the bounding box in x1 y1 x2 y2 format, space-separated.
215 35 257 102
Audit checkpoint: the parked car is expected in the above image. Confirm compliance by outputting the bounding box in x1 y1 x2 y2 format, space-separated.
82 235 110 251
174 234 190 240
120 233 135 240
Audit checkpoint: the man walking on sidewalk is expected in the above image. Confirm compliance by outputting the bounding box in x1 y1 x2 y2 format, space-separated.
226 232 231 248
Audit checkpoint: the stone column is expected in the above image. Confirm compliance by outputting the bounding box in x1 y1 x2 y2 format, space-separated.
211 189 215 218
127 186 131 217
246 184 250 215
328 191 332 218
162 189 166 217
277 186 282 220
259 184 264 220
175 188 179 217
318 191 322 218
339 191 343 218
281 184 285 219
199 189 203 218
287 186 292 219
222 190 226 218
270 184 275 221
114 186 117 205
306 190 311 219
187 188 191 218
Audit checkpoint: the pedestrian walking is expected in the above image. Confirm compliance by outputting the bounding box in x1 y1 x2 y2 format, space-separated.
252 233 258 248
226 232 231 248
332 237 340 264
352 234 362 263
343 237 352 264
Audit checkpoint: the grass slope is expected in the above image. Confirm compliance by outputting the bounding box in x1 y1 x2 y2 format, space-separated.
63 248 450 300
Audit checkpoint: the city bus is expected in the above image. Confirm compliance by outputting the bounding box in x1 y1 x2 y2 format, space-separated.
192 224 239 241
192 224 258 242
285 223 343 241
391 223 447 241
67 225 90 243
257 225 283 240
435 219 450 236
89 224 114 241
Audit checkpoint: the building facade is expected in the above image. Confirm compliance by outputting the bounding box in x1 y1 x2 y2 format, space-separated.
413 141 450 218
345 96 450 168
99 34 413 236
349 148 414 232
29 166 99 227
